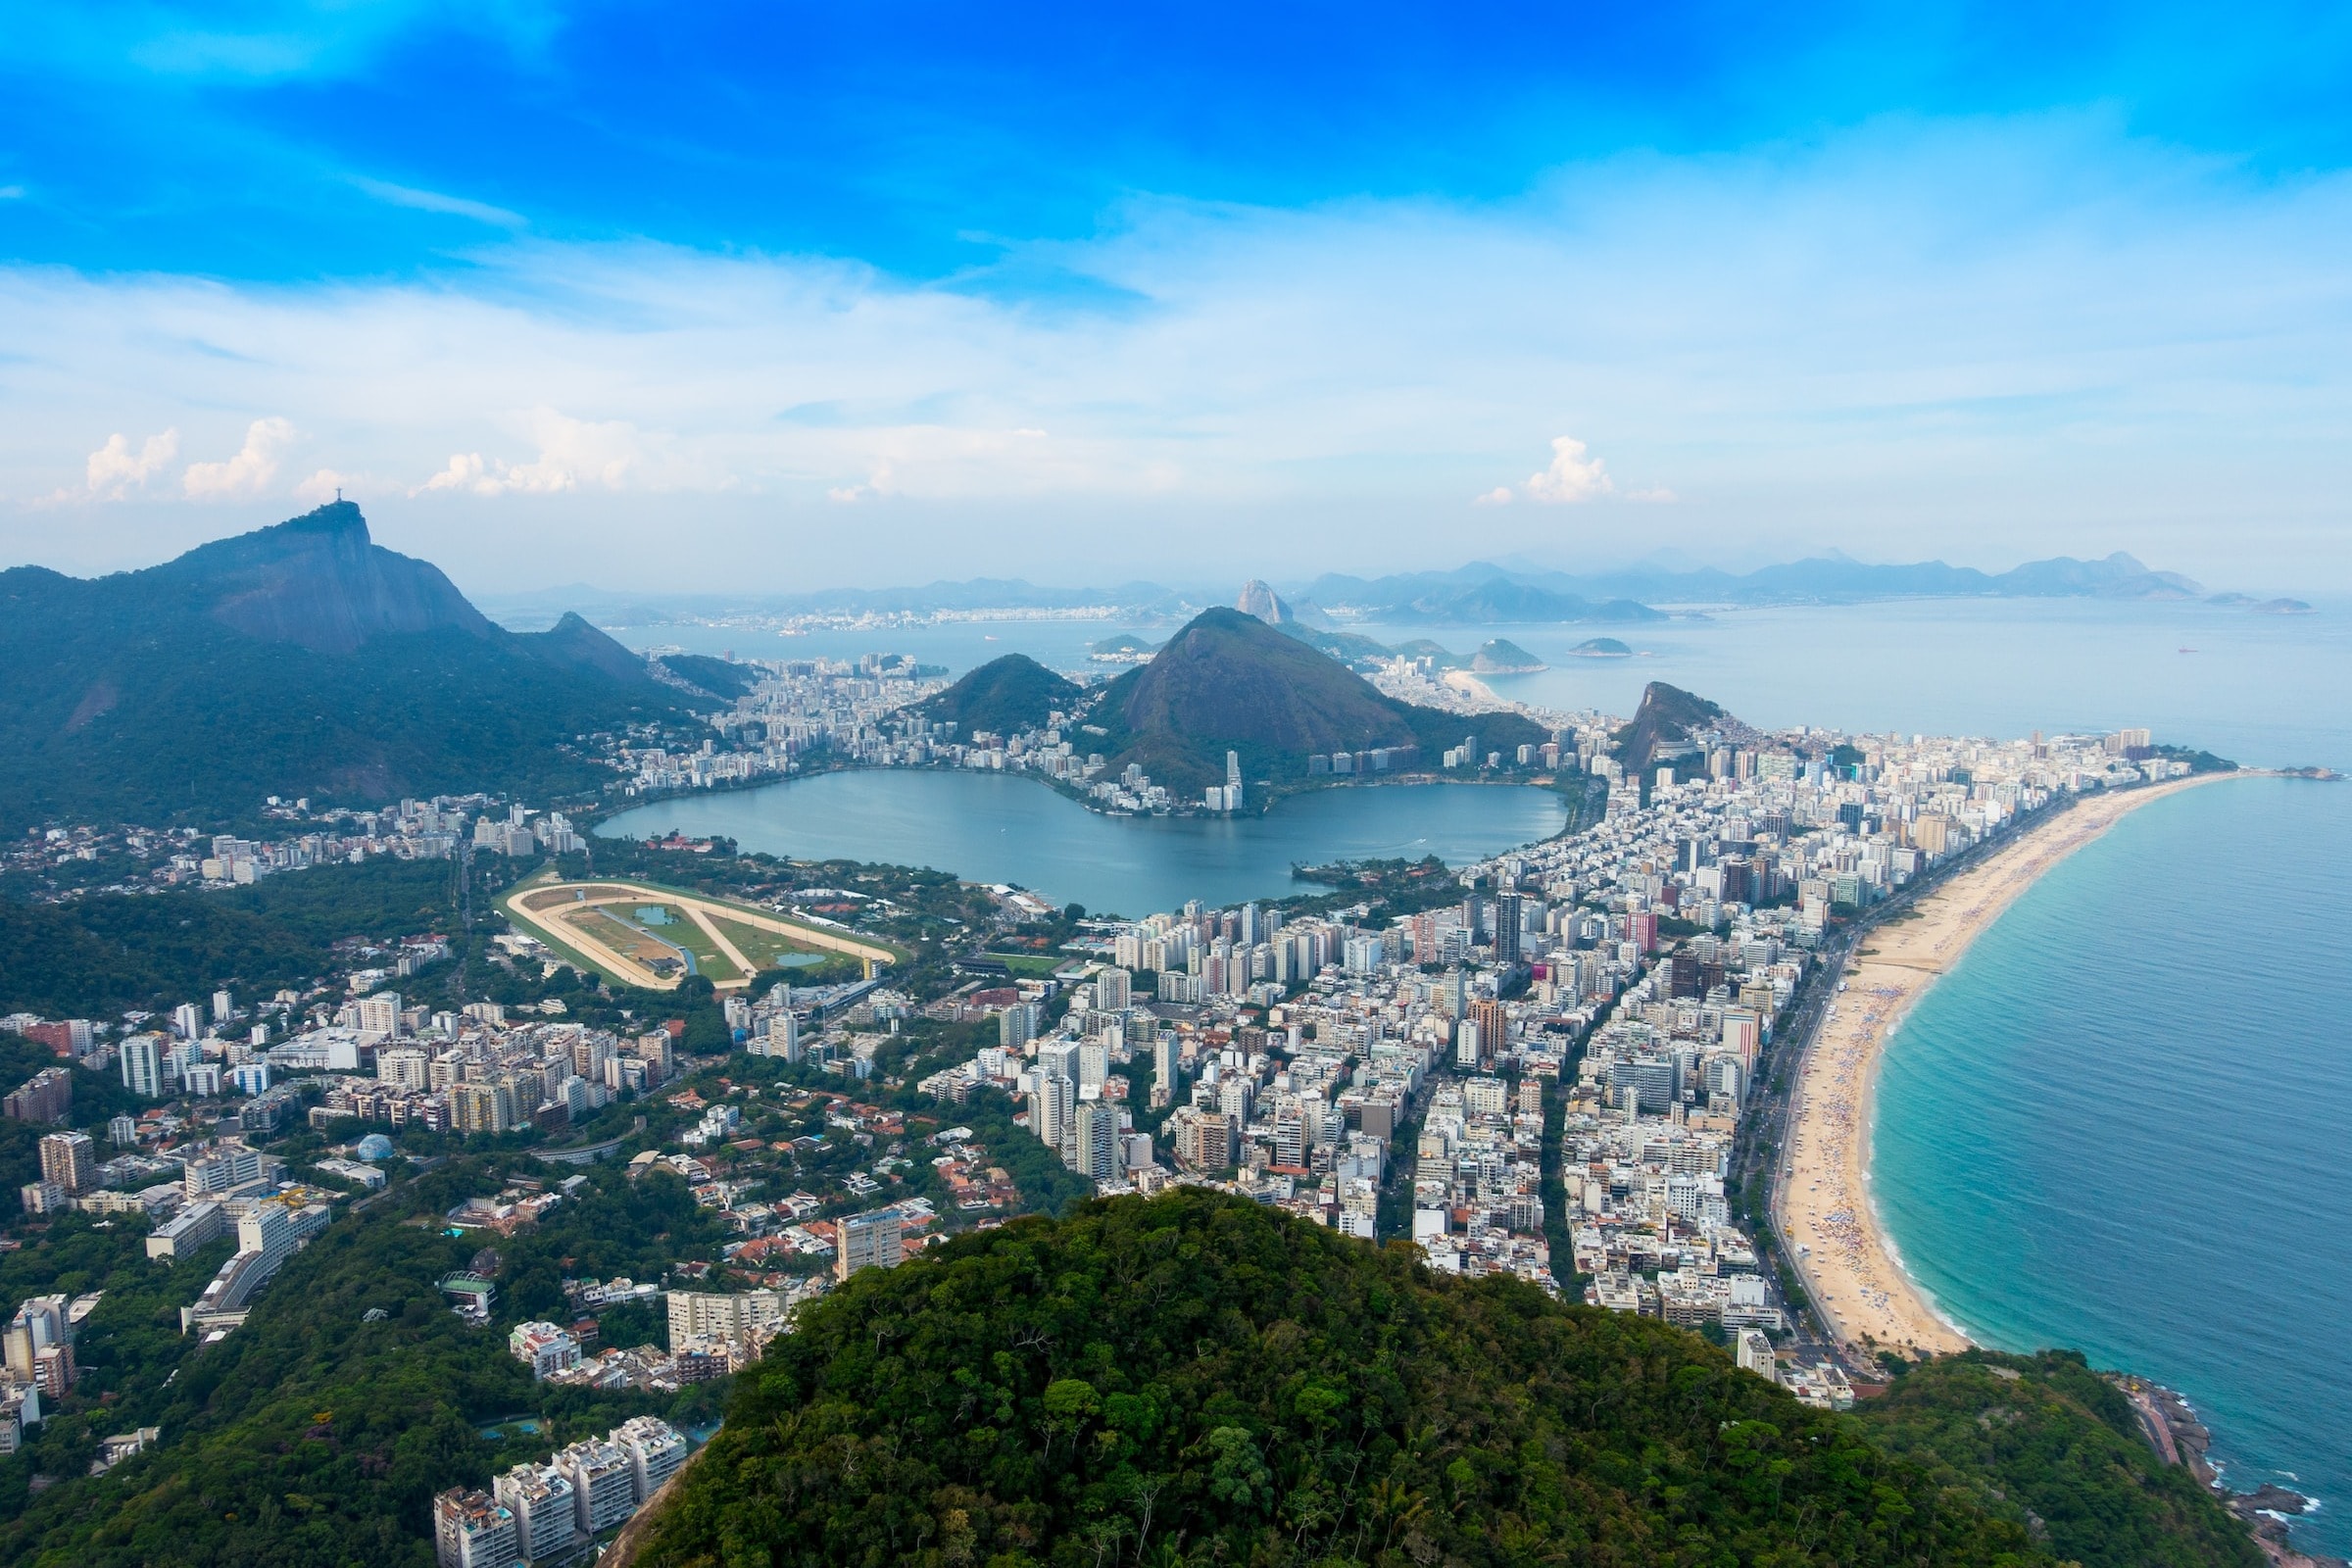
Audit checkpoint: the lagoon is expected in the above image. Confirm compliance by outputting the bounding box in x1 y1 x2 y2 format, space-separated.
596 769 1568 917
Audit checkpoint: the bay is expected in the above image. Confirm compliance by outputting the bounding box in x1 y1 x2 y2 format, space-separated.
595 769 1568 918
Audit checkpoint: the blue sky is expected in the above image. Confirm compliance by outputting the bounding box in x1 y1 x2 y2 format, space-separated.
3 1 2349 590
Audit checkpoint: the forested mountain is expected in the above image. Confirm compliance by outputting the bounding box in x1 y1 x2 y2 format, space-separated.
916 655 1086 736
0 504 703 830
637 1190 2255 1568
1863 1352 2262 1568
1088 609 1548 794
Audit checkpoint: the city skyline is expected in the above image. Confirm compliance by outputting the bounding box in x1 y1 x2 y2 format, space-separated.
2 5 2349 590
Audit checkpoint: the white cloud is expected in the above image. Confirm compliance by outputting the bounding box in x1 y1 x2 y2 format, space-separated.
419 453 492 495
0 113 2348 586
292 467 361 504
415 410 653 497
181 417 295 499
349 175 525 229
1474 486 1513 506
84 429 179 498
1522 436 1615 504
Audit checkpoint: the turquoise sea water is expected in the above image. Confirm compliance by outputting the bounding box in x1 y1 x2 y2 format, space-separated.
596 769 1567 917
1874 777 2352 1551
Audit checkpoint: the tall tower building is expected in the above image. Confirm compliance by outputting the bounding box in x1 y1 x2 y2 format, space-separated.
1493 893 1523 968
837 1208 904 1279
120 1035 166 1099
38 1131 95 1196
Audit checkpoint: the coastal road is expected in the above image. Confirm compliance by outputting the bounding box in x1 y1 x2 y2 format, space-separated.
1740 813 2036 1373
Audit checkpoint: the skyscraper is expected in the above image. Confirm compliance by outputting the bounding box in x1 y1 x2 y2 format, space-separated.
1096 967 1132 1011
1493 892 1523 968
119 1035 165 1099
37 1131 95 1196
1074 1100 1122 1180
837 1208 904 1279
1469 999 1509 1066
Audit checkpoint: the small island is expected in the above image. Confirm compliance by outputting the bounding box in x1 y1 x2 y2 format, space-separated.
1566 636 1635 659
1470 637 1547 673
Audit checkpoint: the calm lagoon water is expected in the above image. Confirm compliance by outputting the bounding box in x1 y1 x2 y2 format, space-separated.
597 769 1567 918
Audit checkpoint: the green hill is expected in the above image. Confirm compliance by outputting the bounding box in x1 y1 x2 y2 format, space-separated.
637 1189 2245 1568
1854 1352 2261 1568
1613 679 1729 776
1090 609 1546 794
917 654 1085 736
1470 637 1544 672
0 504 698 830
658 652 763 702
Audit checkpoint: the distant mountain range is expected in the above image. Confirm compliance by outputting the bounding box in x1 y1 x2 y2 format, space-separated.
482 550 2225 633
1294 551 2204 614
0 504 727 830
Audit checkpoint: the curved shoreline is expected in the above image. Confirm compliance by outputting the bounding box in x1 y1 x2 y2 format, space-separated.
1775 772 2241 1356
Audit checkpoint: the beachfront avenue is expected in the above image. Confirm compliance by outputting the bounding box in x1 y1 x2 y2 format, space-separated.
908 715 2193 1398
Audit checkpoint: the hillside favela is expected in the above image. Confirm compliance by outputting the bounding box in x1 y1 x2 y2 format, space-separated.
0 12 2346 1568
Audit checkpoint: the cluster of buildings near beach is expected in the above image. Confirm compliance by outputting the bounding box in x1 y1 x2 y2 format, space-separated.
905 718 2175 1400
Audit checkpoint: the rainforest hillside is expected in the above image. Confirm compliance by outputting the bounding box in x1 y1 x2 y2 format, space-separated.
635 1190 2250 1568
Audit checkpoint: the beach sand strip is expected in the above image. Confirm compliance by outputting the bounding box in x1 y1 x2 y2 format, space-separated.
1775 774 2234 1355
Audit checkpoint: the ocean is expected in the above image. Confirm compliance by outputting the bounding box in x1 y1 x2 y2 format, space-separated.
1873 777 2352 1553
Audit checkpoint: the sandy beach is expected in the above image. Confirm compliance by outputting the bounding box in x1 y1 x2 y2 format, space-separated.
1775 772 2236 1356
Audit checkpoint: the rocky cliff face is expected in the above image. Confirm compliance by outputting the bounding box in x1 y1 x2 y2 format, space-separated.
1234 578 1295 625
1614 680 1730 775
151 501 493 655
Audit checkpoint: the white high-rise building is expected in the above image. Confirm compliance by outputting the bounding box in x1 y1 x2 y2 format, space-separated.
612 1415 688 1502
1074 1100 1122 1181
837 1208 903 1280
756 1009 799 1061
433 1489 519 1568
556 1439 637 1534
356 992 403 1039
493 1462 577 1564
666 1289 785 1347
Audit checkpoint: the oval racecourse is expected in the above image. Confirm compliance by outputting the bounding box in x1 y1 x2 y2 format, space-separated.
501 877 901 992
